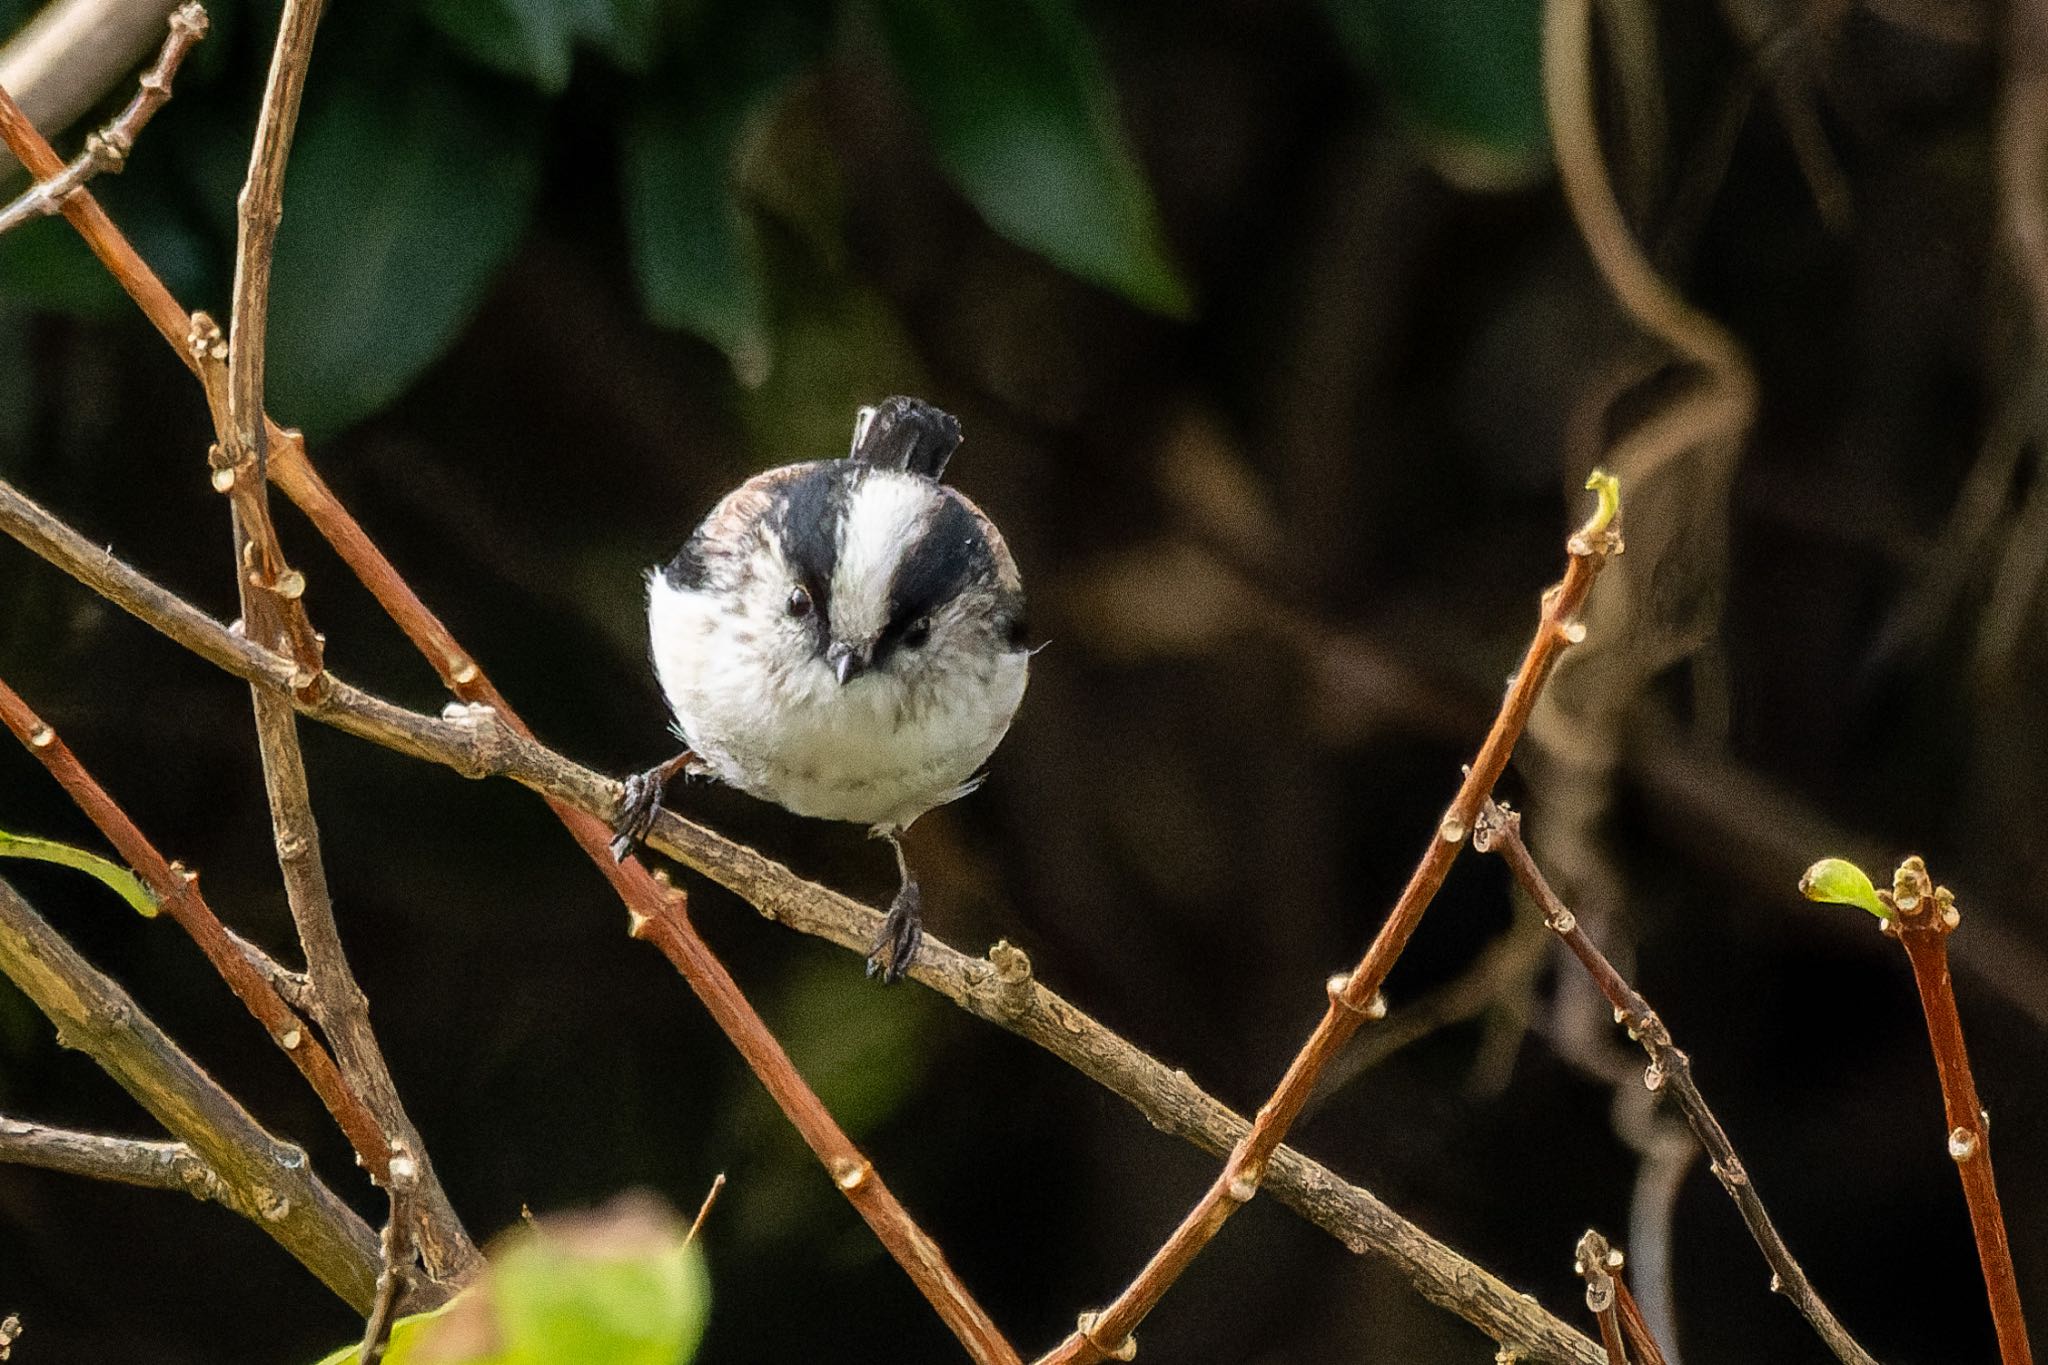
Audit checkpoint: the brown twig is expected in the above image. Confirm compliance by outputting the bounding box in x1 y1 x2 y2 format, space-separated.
0 1114 230 1205
359 1141 420 1365
0 2 204 236
0 674 396 1187
0 473 1608 1364
1576 1230 1632 1365
684 1172 727 1245
1039 482 1623 1364
0 874 382 1307
1879 859 2034 1365
1481 802 1881 1365
1574 1231 1670 1365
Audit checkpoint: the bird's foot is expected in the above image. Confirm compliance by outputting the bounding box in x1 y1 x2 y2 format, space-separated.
867 877 923 985
608 751 694 862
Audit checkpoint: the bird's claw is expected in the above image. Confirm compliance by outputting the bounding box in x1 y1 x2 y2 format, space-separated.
609 769 663 862
866 878 923 985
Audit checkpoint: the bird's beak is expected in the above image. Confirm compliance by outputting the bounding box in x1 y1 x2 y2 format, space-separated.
826 641 870 685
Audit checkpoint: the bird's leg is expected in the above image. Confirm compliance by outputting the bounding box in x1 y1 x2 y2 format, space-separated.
867 830 923 984
609 750 696 861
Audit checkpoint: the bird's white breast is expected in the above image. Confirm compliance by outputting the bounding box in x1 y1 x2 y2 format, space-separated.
647 570 1028 831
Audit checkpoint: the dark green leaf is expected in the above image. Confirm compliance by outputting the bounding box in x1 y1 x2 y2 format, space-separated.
424 0 672 91
621 8 823 376
1323 0 1550 189
871 0 1191 318
264 74 542 436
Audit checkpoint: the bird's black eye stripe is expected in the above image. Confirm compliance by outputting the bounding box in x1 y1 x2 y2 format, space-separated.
902 619 931 649
886 495 990 636
771 464 847 628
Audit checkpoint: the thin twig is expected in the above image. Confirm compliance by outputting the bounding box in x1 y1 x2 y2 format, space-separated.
1878 859 2033 1365
0 473 1607 1365
0 674 396 1187
0 874 382 1307
1576 1230 1632 1365
685 1172 727 1244
0 2 204 236
359 1142 420 1365
1480 801 1881 1365
0 1114 230 1205
1575 1231 1670 1365
1039 482 1624 1365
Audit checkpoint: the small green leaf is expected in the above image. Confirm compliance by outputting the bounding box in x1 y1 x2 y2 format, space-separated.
1799 857 1890 920
1583 468 1620 534
0 831 158 917
872 0 1191 317
265 72 543 436
1323 0 1550 190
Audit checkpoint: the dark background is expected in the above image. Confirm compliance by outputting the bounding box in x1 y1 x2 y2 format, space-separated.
0 0 2042 1361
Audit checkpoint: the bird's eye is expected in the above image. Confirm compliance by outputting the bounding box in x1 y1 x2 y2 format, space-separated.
786 586 813 618
902 618 931 649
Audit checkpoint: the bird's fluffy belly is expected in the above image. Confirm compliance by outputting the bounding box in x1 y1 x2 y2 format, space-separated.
648 578 1025 829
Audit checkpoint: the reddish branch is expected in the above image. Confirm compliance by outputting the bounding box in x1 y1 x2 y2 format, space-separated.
1482 802 1880 1365
0 60 1018 1365
0 675 394 1186
1040 486 1623 1364
1882 860 2033 1365
1574 1231 1669 1365
0 2 205 236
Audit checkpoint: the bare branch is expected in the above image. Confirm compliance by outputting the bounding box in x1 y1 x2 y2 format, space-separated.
1040 481 1624 1365
0 1114 229 1205
0 674 397 1189
1482 802 1880 1365
0 473 1608 1365
360 1142 420 1365
1878 860 2033 1365
0 873 381 1308
0 3 204 235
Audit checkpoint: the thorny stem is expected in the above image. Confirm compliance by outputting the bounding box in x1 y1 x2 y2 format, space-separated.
0 473 1609 1365
0 3 206 236
0 676 397 1189
0 875 383 1307
1481 801 1881 1365
1039 482 1623 1365
1883 859 2034 1365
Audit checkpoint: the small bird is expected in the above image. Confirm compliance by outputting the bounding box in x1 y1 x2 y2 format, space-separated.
612 397 1031 982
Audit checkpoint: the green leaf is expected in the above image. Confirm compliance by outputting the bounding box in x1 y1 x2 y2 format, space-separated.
622 9 824 377
311 1198 709 1365
264 73 543 437
622 92 774 380
1323 0 1550 190
424 0 670 92
0 830 158 917
1798 857 1891 920
871 0 1191 318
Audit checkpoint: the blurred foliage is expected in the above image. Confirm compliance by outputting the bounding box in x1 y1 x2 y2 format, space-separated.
0 0 1522 437
311 1197 709 1365
1322 0 1549 189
